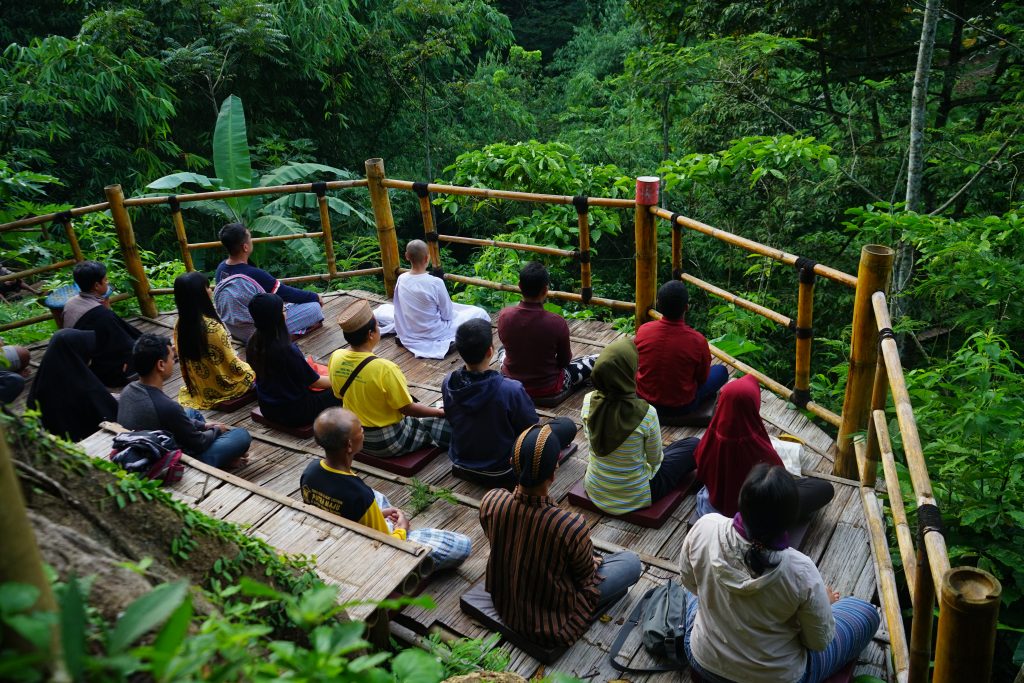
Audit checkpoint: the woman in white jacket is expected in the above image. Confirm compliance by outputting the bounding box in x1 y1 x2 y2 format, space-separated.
678 464 879 683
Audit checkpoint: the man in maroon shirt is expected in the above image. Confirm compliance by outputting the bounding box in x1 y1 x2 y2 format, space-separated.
635 281 728 418
497 262 597 401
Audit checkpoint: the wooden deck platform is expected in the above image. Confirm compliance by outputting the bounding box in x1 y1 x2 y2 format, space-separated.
48 290 890 681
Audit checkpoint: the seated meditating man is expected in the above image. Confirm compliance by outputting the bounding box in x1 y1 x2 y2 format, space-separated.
301 407 471 572
214 222 324 341
63 260 142 387
117 333 253 470
635 280 728 420
375 240 489 359
442 318 577 486
497 261 597 402
478 423 643 648
328 300 451 457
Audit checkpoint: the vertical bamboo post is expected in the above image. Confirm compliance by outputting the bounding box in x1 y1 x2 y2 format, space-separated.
634 177 659 327
413 183 441 270
908 540 936 683
668 213 683 279
862 359 888 488
793 265 816 410
365 159 401 297
933 568 1001 683
105 184 157 318
835 244 893 479
168 196 194 272
573 196 592 304
58 212 84 262
0 424 59 658
313 183 337 277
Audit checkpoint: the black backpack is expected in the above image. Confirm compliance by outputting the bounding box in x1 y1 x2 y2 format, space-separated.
609 581 689 674
109 430 184 484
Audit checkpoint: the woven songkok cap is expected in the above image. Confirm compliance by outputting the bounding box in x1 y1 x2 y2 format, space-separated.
337 300 373 332
512 424 560 487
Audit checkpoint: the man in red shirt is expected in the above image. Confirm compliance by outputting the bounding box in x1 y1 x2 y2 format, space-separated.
635 281 728 418
497 262 597 401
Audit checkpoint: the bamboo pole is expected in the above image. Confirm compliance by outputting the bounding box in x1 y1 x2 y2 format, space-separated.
187 231 325 251
856 447 911 683
121 179 369 207
105 185 157 317
862 359 888 488
279 267 384 285
382 178 636 209
365 159 401 298
907 543 936 683
836 245 893 479
0 202 110 232
793 266 816 410
873 409 918 594
168 197 194 272
933 567 1001 683
0 259 76 283
635 202 658 328
414 185 442 270
59 214 84 262
574 196 593 304
0 424 59 659
315 187 338 277
679 272 792 327
0 312 53 332
655 208 857 288
437 234 575 258
436 271 635 312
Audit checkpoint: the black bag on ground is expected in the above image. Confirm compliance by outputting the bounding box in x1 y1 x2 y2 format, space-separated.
109 430 184 484
608 581 689 673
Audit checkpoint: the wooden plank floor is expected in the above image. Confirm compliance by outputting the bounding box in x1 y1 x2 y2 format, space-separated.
26 290 891 681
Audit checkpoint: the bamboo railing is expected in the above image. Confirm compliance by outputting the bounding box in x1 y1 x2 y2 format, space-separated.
0 160 1001 681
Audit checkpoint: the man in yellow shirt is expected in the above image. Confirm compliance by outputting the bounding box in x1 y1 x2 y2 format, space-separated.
301 407 470 571
328 300 451 457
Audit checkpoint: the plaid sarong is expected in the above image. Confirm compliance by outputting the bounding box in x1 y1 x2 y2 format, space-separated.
408 528 472 572
283 301 324 336
361 416 451 458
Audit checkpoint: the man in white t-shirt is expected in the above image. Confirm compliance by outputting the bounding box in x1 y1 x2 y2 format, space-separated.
377 240 489 359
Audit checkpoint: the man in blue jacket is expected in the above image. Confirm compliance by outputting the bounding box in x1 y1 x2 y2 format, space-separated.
442 319 576 487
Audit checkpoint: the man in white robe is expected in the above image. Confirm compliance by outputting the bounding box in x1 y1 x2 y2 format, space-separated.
376 240 489 359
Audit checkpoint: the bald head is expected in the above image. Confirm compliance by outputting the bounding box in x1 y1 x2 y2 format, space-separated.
405 239 429 266
314 407 360 462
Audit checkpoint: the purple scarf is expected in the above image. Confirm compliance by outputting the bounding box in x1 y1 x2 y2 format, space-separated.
732 512 790 551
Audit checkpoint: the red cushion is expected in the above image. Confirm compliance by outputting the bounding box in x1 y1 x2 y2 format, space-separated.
211 386 256 412
249 407 314 439
354 446 444 476
567 472 695 529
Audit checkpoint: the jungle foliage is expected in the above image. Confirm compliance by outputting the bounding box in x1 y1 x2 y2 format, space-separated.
1 0 1023 676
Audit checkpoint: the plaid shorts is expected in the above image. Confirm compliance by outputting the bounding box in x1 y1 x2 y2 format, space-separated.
408 528 472 572
362 416 452 458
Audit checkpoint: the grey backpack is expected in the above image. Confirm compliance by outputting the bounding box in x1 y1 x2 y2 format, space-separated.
609 582 689 673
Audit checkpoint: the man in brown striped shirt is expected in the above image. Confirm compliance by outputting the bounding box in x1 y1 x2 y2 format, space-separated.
479 423 642 647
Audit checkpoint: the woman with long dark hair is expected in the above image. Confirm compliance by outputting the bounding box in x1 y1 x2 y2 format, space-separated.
27 329 117 441
679 464 880 683
173 272 254 409
246 293 338 427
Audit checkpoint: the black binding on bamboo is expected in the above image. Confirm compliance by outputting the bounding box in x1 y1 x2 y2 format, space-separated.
787 319 797 332
791 388 811 409
668 212 680 226
794 256 818 275
672 267 685 280
577 250 591 264
879 327 896 341
430 267 445 279
800 266 816 284
572 195 588 214
581 286 593 304
413 182 430 198
55 210 73 223
312 181 327 197
423 232 439 243
917 503 944 543
796 326 814 339
167 196 180 213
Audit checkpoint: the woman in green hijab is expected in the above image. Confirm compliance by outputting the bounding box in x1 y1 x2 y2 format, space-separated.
582 338 700 515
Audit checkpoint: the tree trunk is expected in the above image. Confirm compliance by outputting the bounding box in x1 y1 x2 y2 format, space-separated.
894 0 942 331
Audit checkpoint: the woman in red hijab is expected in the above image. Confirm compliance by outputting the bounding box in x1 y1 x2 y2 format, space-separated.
694 374 833 520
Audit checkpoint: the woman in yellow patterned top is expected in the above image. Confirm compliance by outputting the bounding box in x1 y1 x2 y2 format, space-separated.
173 272 254 409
